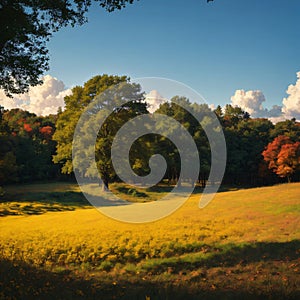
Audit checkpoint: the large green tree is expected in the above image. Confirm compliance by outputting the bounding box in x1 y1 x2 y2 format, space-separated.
53 74 148 189
155 97 212 187
53 74 129 174
223 118 274 186
0 0 136 96
76 83 147 189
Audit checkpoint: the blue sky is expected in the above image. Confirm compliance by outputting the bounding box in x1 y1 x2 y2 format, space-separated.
47 0 300 110
2 0 299 118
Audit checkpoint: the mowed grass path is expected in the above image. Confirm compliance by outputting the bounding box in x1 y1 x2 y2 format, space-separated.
0 183 300 299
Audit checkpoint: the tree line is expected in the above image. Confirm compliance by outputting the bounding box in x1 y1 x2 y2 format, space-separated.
0 74 299 192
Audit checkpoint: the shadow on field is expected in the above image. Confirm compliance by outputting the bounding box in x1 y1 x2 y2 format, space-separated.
0 258 298 300
147 240 300 273
205 240 300 267
145 184 254 195
2 190 90 205
0 190 91 216
1 241 300 299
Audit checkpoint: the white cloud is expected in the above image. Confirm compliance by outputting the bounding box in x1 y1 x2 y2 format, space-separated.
230 89 270 118
229 72 300 122
282 71 300 120
0 75 71 116
144 90 167 113
208 103 216 111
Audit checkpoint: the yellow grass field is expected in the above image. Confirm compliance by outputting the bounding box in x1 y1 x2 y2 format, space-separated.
0 183 300 299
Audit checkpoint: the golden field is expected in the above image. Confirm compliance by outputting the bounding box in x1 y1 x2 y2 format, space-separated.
0 182 300 299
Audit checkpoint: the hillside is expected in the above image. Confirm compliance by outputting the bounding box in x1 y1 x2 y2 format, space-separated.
0 183 300 299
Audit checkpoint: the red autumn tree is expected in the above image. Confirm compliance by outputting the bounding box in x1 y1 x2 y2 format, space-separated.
262 135 300 182
276 142 300 182
39 126 54 141
23 123 33 133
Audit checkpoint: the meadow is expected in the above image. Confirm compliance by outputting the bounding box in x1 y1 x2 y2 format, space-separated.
0 182 300 299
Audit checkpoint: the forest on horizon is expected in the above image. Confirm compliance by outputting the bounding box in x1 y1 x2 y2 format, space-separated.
0 74 300 193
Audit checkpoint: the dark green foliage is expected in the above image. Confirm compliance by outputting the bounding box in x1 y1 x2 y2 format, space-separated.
0 0 137 96
0 107 59 185
53 74 147 190
223 118 275 185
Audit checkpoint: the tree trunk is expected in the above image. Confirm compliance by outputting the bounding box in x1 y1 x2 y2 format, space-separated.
102 179 109 191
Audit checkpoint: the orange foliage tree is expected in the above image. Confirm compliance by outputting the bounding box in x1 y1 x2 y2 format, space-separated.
262 135 300 182
39 126 54 141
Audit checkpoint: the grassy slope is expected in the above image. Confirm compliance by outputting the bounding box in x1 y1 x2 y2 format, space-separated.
0 183 300 299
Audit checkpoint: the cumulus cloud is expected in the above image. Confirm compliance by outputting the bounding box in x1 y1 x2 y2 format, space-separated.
230 72 300 122
230 89 271 118
230 88 289 122
282 71 300 120
0 75 71 116
144 90 168 113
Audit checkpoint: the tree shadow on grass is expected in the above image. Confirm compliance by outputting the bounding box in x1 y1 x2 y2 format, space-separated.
0 190 92 217
146 184 259 195
145 240 300 273
205 240 300 267
0 258 299 300
2 190 90 205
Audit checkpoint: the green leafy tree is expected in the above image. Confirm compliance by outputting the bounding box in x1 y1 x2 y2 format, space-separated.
223 104 250 127
155 98 212 187
0 0 136 96
270 119 300 141
72 80 147 190
53 74 148 189
222 117 273 186
214 105 223 119
53 74 129 174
